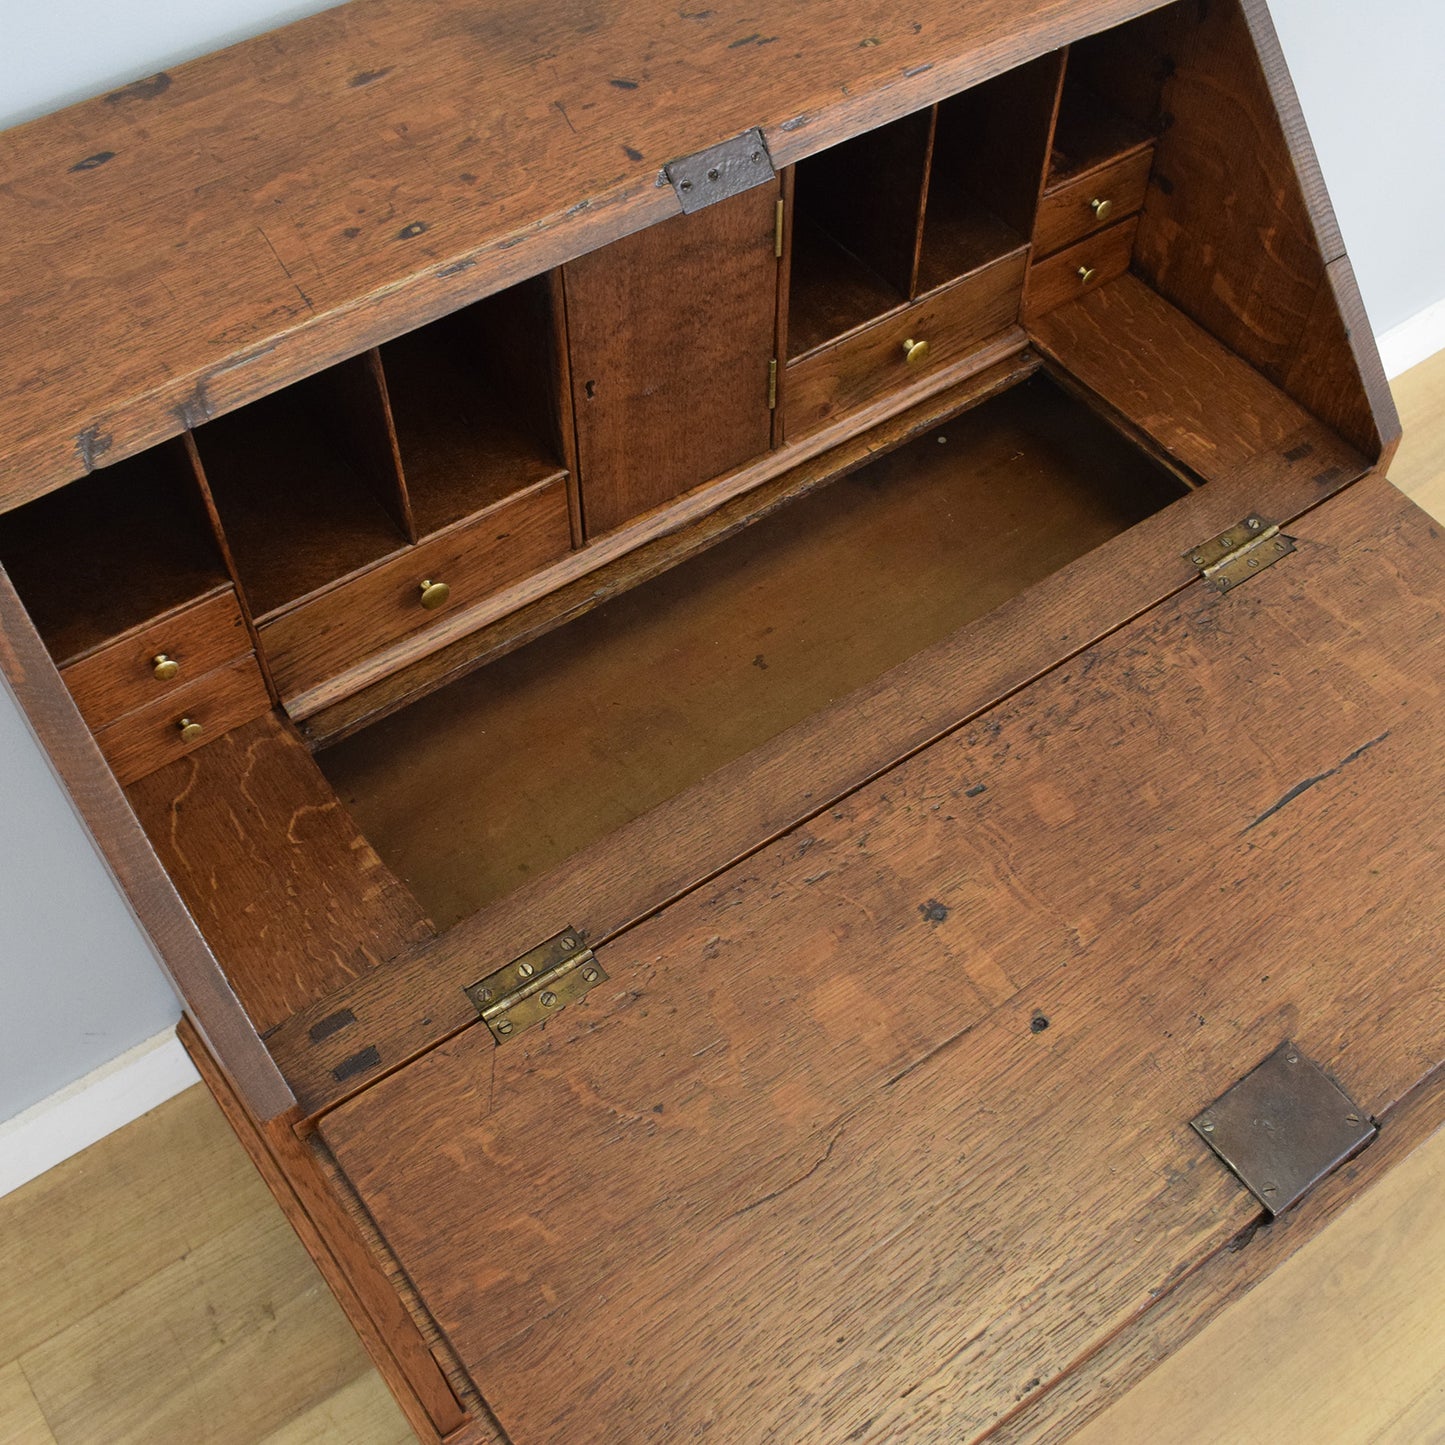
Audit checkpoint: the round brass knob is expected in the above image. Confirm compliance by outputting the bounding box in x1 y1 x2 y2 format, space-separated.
1090 196 1113 222
419 579 451 611
152 654 180 682
177 717 204 743
901 337 931 368
1077 265 1097 286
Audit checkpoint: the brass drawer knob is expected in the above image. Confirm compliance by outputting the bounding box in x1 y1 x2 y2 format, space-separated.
1090 196 1113 222
1077 265 1097 285
152 653 180 681
419 579 451 610
901 337 931 368
177 717 204 743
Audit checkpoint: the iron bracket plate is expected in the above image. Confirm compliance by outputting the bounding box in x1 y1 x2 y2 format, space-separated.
1183 514 1295 592
664 129 775 213
1192 1041 1377 1216
464 928 607 1045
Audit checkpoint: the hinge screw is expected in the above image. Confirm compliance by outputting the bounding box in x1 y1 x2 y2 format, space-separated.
519 962 536 978
540 991 558 1008
1192 554 1205 565
1248 518 1262 530
583 966 600 983
1286 1054 1299 1065
475 987 493 1004
496 1019 514 1036
1263 1184 1277 1195
1346 1113 1361 1124
1200 1119 1215 1133
561 936 578 952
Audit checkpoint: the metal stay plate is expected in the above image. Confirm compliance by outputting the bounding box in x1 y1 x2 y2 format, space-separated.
664 128 775 213
464 928 608 1044
1192 1042 1377 1216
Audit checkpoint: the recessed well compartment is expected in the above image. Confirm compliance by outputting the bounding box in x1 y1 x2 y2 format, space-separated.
320 375 1188 928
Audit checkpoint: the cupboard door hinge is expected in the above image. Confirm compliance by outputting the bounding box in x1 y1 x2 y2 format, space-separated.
774 196 785 258
664 128 775 214
1192 1041 1376 1216
463 928 608 1044
1183 514 1295 592
768 358 778 410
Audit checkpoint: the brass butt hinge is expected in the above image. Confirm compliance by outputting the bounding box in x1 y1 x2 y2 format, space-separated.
774 196 785 258
463 928 608 1044
768 358 778 410
1183 514 1295 592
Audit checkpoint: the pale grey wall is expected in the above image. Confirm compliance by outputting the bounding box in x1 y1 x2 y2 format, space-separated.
0 0 1440 1122
0 675 181 1117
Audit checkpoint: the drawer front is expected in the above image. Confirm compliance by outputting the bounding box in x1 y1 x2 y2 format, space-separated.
96 654 272 786
785 248 1028 440
1033 148 1153 258
61 587 251 732
1022 215 1138 322
261 477 573 699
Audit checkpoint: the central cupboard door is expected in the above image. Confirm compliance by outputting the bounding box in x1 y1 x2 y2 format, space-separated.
317 478 1445 1443
564 183 781 536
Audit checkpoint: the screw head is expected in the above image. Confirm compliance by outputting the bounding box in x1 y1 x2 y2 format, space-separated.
582 966 599 984
496 1019 514 1036
1200 1119 1215 1133
1287 1054 1299 1065
475 986 493 1004
1346 1113 1361 1124
518 961 535 979
540 991 558 1008
560 936 577 952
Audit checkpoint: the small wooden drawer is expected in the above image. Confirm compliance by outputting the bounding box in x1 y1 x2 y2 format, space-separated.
260 477 573 699
786 248 1028 440
1022 215 1138 322
61 587 251 733
1034 147 1153 258
94 654 272 785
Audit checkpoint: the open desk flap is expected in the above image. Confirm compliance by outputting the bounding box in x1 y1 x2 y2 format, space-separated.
317 475 1445 1444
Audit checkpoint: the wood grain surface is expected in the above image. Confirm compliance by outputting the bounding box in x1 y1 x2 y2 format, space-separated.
319 475 1445 1443
1029 273 1371 481
271 393 1375 1113
564 184 779 536
785 248 1026 438
1 0 1179 506
127 712 433 1033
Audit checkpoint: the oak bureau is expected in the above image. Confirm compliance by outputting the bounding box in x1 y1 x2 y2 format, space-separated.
1 0 1440 1440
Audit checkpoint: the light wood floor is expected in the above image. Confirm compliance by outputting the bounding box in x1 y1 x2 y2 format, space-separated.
2 352 1443 1445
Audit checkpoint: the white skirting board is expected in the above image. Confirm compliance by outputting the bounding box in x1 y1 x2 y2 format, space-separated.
0 303 1439 1200
0 1027 198 1198
1380 297 1445 381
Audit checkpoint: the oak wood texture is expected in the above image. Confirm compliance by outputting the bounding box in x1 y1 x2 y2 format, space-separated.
179 1020 472 1445
0 440 230 665
271 398 1367 1115
319 476 1445 1444
1021 214 1137 319
297 345 1037 745
564 184 780 537
379 283 567 541
791 105 935 304
126 711 433 1034
997 1062 1445 1445
785 249 1027 438
258 477 572 701
0 562 294 1117
924 49 1063 251
2 0 1193 508
284 333 1035 729
192 370 412 619
92 652 271 786
59 585 248 732
1029 273 1369 485
1033 145 1153 257
322 377 1185 930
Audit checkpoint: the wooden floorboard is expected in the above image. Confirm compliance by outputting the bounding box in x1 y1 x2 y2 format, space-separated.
0 351 1442 1444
